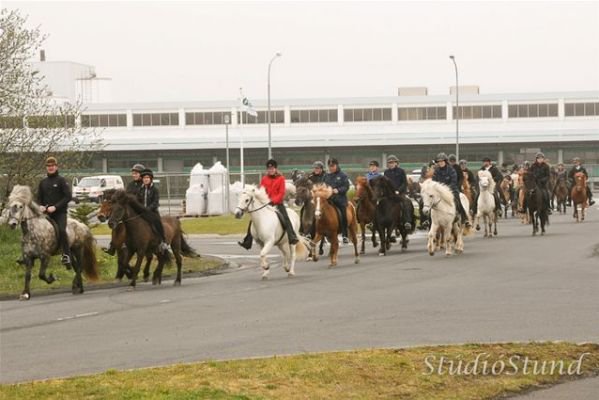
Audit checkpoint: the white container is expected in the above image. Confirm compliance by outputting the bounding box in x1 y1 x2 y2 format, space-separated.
207 189 225 216
185 184 208 216
208 161 227 193
229 181 244 213
189 163 209 188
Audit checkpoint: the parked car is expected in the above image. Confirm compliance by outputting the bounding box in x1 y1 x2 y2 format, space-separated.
72 175 124 203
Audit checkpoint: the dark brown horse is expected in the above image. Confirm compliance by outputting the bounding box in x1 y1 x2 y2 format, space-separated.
311 184 359 267
98 189 132 280
353 176 378 254
523 171 549 236
571 172 588 222
294 176 325 258
553 173 568 214
107 190 199 288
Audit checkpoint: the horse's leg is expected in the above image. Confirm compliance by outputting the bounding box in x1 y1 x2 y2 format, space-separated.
143 254 153 282
329 234 339 267
319 238 325 256
427 223 436 256
475 211 481 231
444 225 453 256
129 252 144 288
287 243 297 277
20 257 34 300
371 221 378 248
260 240 275 280
311 231 323 262
377 224 386 256
493 213 498 236
359 222 366 255
38 256 56 284
173 250 183 286
71 248 84 294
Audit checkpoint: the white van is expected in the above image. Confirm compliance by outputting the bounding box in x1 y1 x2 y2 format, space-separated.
72 175 125 203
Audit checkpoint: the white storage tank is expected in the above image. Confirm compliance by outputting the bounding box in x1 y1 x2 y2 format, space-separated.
185 183 208 216
189 163 209 188
208 161 227 192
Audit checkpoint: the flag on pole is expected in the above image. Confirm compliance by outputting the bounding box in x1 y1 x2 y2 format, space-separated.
241 96 258 117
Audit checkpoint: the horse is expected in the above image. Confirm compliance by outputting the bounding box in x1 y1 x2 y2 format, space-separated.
499 176 513 218
234 185 309 279
353 176 378 254
476 170 498 237
6 185 99 300
99 190 199 283
310 184 360 267
516 170 530 224
294 176 327 259
522 172 549 236
548 168 558 210
420 180 471 256
461 173 474 210
571 172 588 222
108 190 174 288
553 173 569 214
370 176 415 255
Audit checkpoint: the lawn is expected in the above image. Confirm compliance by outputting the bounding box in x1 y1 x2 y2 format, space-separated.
1 342 597 399
0 225 223 298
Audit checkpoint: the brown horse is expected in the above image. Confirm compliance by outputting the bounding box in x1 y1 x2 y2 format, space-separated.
107 190 199 288
311 184 359 267
516 170 529 224
499 176 513 219
571 172 588 222
553 173 569 214
461 173 473 210
353 176 378 254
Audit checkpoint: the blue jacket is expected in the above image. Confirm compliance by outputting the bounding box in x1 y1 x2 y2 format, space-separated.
433 164 459 193
324 169 350 206
384 167 407 193
366 171 382 182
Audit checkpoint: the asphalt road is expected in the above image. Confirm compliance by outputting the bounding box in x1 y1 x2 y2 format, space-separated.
1 209 598 384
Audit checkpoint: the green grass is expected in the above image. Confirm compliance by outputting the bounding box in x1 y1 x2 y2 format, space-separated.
1 343 597 399
0 225 222 298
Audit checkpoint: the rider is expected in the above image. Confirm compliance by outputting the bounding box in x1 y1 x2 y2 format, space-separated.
553 162 567 198
383 155 407 194
37 156 73 268
432 153 471 228
448 154 463 190
366 160 382 182
528 152 552 214
323 158 350 244
472 156 503 217
139 169 170 253
238 159 299 250
308 161 326 185
567 157 595 206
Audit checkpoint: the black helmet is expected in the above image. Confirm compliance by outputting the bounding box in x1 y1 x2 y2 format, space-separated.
312 160 324 169
436 152 448 162
459 159 467 165
369 160 379 167
535 152 545 159
482 157 492 162
327 158 339 166
266 159 278 168
448 154 457 162
140 168 154 179
131 163 145 173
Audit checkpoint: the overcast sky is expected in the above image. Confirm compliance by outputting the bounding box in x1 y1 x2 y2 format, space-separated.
6 1 599 102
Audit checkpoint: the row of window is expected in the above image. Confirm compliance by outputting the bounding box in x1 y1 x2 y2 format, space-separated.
508 103 558 118
344 108 391 122
132 113 179 127
400 107 447 121
0 115 76 129
238 111 286 125
565 102 599 116
81 114 127 127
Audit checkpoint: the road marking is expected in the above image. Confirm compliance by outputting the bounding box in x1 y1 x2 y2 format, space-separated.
159 299 171 304
57 311 98 321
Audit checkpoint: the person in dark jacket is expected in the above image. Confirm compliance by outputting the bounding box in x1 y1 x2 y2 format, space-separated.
127 163 145 195
383 155 408 194
38 157 73 268
139 169 169 253
308 161 326 185
323 158 350 243
528 152 552 214
238 159 299 249
448 154 463 190
366 160 382 182
432 153 471 227
567 157 595 206
460 159 478 204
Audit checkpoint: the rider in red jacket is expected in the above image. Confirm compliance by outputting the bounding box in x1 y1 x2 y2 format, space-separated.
238 159 299 249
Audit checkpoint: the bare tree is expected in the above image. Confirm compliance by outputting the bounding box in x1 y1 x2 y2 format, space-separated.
0 8 102 207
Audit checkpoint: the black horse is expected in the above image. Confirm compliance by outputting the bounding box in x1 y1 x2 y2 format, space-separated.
523 171 549 236
294 176 326 258
370 176 416 255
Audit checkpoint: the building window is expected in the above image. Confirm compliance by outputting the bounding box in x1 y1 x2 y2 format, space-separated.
0 116 24 129
81 114 127 127
452 105 501 120
508 103 558 118
565 102 599 116
186 111 234 125
290 109 338 123
132 113 179 126
399 106 447 120
26 115 76 129
345 108 392 122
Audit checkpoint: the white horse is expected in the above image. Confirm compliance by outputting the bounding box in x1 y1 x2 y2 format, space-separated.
421 180 471 256
234 185 309 280
476 170 498 237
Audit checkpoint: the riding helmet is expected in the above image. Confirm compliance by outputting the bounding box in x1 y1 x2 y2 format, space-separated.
312 160 324 169
448 154 457 162
327 158 339 166
140 168 154 179
572 157 581 162
387 155 399 163
45 156 57 166
266 159 278 168
535 152 545 159
482 157 492 162
459 159 468 166
131 163 145 173
369 160 379 167
436 152 448 162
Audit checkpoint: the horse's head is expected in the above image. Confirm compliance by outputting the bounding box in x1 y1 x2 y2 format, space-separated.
477 170 493 191
353 176 370 202
234 185 270 218
311 184 333 220
107 190 128 229
420 181 437 215
97 189 116 223
294 179 313 206
6 185 39 229
290 169 305 184
370 176 392 199
574 172 586 186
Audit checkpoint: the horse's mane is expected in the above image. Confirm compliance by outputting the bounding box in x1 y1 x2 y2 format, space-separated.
477 170 496 191
113 189 148 215
243 185 271 205
371 176 396 197
421 180 455 206
312 183 333 199
9 185 43 217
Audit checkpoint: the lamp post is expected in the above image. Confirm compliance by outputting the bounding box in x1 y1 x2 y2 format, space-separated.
267 52 282 160
224 113 231 212
449 55 459 160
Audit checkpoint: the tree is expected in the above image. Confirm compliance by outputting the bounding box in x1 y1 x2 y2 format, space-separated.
0 8 102 208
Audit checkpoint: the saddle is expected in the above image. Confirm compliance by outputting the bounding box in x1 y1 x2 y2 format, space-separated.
272 207 288 230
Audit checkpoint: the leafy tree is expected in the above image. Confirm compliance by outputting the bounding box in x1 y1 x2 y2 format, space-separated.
0 8 102 209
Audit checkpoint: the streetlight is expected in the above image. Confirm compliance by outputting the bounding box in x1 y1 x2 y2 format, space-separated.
449 55 459 160
267 52 282 160
224 113 231 212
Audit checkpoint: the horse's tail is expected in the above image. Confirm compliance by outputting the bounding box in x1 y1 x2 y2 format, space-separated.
81 232 99 281
180 233 200 258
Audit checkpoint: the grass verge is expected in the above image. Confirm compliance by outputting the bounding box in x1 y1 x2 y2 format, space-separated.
0 342 597 399
0 225 223 298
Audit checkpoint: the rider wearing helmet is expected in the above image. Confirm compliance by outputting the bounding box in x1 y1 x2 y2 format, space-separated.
448 154 463 190
567 157 595 206
308 161 326 185
473 157 503 217
383 155 408 194
139 168 170 253
528 152 553 214
432 152 471 227
127 163 145 194
367 160 382 182
238 159 299 250
324 158 351 244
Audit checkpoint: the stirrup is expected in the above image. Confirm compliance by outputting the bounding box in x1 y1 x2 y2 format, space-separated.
61 254 72 269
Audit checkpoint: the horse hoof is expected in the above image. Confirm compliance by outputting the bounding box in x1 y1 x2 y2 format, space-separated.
306 257 313 261
173 280 181 287
127 286 135 291
429 252 434 256
261 275 269 280
354 258 360 264
475 225 481 231
144 277 150 283
288 272 295 277
328 263 337 268
19 293 30 301
455 249 463 255
359 251 365 255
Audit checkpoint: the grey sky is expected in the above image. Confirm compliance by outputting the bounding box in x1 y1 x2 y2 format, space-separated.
6 1 599 102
